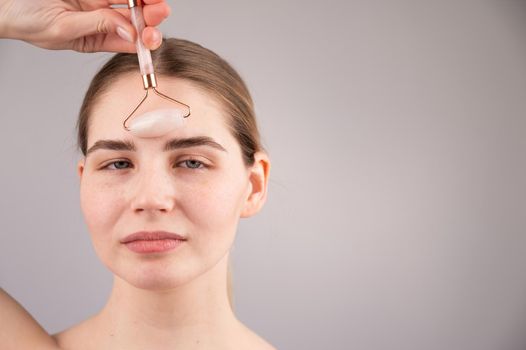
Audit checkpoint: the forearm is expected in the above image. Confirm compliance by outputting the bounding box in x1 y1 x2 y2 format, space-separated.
0 288 59 350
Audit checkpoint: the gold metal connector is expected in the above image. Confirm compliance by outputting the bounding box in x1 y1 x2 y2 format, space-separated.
127 0 140 9
142 73 157 89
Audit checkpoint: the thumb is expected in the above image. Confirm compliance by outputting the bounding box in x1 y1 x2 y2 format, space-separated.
60 8 137 43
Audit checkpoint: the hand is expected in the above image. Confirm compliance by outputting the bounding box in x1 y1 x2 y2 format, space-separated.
0 0 171 53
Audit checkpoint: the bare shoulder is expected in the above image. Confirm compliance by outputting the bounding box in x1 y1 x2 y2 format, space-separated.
52 316 277 350
233 321 278 350
51 316 97 350
0 288 62 350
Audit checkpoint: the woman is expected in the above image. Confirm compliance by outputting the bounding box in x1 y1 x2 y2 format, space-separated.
65 37 273 349
2 38 274 349
1 3 275 349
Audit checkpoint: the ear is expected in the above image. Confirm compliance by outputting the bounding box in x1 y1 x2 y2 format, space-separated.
77 159 85 179
240 151 271 218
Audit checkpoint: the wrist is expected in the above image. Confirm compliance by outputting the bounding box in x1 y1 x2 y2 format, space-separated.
0 0 15 39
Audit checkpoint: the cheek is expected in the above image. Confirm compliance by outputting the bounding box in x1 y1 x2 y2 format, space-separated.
80 178 124 245
175 172 247 269
179 170 248 232
80 165 249 241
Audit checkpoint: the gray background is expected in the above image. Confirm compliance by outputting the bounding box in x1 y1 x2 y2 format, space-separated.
1 1 526 349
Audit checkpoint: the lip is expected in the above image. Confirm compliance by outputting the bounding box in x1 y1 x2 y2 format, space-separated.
121 231 187 254
121 231 187 243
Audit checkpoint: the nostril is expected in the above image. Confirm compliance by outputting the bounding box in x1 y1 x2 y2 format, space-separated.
132 196 176 213
130 175 177 213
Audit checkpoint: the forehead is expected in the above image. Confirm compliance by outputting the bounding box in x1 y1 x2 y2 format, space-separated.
87 75 232 150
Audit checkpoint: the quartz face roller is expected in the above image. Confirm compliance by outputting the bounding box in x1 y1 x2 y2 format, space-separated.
122 0 191 134
128 109 186 138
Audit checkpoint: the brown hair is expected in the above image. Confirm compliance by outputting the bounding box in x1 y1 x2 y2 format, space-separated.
76 38 265 309
77 38 263 165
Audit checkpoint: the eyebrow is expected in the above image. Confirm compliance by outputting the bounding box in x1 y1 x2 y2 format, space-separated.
86 136 227 156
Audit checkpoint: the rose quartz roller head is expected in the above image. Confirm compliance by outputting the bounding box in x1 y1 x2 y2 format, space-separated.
127 108 186 138
122 0 191 137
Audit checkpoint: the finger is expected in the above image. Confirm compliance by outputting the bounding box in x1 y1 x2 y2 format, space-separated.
108 1 170 26
61 8 137 44
104 7 164 50
77 33 137 53
111 5 169 35
113 8 131 21
107 0 169 6
142 0 170 4
107 0 127 4
98 34 137 53
142 26 163 50
143 1 171 26
107 0 169 4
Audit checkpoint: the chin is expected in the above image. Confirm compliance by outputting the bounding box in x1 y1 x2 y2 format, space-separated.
106 258 197 291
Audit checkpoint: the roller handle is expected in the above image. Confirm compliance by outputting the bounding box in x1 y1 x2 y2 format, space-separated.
130 5 154 76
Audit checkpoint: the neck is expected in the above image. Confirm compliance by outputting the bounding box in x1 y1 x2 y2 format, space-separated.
93 254 241 349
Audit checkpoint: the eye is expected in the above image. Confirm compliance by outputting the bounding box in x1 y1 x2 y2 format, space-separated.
178 159 206 169
99 158 206 171
102 160 132 170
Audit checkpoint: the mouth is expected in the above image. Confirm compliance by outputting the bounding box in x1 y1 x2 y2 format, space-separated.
121 231 187 254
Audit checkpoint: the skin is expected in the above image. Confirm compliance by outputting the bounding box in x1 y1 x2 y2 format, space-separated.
0 288 59 350
46 75 273 350
0 75 273 350
0 2 275 349
0 0 170 52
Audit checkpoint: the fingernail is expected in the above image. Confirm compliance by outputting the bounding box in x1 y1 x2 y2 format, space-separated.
116 26 133 43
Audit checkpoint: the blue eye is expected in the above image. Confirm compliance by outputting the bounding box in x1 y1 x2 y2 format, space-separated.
180 159 205 169
100 159 206 171
103 160 132 170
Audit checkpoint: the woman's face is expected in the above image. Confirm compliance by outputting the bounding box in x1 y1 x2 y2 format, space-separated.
78 75 256 290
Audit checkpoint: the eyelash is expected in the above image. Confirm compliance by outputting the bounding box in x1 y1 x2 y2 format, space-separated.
100 158 207 171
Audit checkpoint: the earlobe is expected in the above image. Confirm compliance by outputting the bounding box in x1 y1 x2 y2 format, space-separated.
240 152 271 218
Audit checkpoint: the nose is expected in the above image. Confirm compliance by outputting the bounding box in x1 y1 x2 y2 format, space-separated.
130 166 176 214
